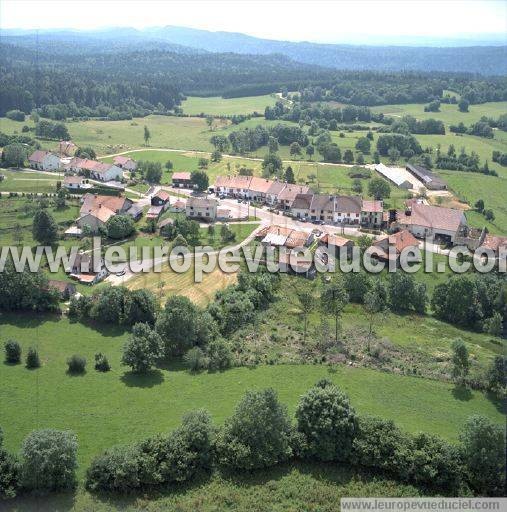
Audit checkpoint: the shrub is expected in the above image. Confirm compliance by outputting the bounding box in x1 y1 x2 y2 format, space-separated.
183 347 208 372
67 354 86 374
4 340 21 364
0 449 20 499
106 215 135 239
214 388 292 470
94 353 110 372
137 409 214 486
20 429 78 492
460 415 505 496
121 323 162 374
351 416 413 481
25 347 40 369
295 379 357 462
411 432 463 492
206 338 233 371
85 444 140 493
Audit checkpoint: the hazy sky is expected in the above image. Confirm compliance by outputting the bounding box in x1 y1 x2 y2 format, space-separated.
1 0 506 43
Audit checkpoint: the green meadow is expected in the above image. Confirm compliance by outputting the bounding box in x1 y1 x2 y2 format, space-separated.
181 94 278 116
0 313 503 482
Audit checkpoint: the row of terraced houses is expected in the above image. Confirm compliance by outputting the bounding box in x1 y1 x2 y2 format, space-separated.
214 175 383 228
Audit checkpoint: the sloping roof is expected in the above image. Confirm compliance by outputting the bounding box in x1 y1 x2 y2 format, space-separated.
153 190 170 202
79 207 115 224
248 176 275 194
397 203 465 232
311 195 335 212
320 234 352 247
374 229 419 256
362 200 383 213
172 172 192 181
64 175 84 185
258 225 310 248
80 193 129 216
262 232 288 246
266 180 286 196
158 217 174 228
172 199 186 209
479 234 507 252
335 195 362 214
292 193 313 210
113 155 134 165
187 196 218 208
147 205 164 218
285 230 311 248
214 175 252 189
375 163 412 187
29 150 52 163
92 162 117 175
58 141 77 156
278 184 310 203
406 164 446 187
67 157 101 171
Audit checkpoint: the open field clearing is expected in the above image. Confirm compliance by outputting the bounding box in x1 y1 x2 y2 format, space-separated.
0 313 503 481
371 101 507 128
126 264 238 306
181 94 278 116
435 170 507 234
0 169 64 193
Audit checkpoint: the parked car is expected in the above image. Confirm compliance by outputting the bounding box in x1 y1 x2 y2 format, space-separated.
312 220 324 225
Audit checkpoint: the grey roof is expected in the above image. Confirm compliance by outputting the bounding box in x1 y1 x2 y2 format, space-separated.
187 196 218 208
292 193 313 209
335 195 362 213
406 164 446 187
310 194 335 212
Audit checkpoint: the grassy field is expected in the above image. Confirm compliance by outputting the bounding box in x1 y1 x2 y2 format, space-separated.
0 169 63 193
0 313 503 481
127 264 238 306
181 94 278 116
371 101 507 128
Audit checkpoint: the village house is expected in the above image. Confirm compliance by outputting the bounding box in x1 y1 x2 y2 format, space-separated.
63 175 91 190
256 225 314 248
186 196 218 220
265 180 287 206
361 200 384 229
170 199 187 212
76 193 133 233
291 193 314 219
146 205 165 220
319 233 354 258
334 195 362 224
113 155 137 172
372 229 420 265
69 252 108 285
214 175 252 198
57 140 78 157
478 233 507 260
278 184 311 211
28 150 61 171
48 280 77 300
65 157 123 182
246 177 275 202
393 200 467 243
151 190 171 207
172 172 195 189
126 204 143 221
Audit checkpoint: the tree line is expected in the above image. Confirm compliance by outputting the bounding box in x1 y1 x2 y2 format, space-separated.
1 383 504 499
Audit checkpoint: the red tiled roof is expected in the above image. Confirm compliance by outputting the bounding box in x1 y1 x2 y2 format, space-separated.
320 234 352 247
172 172 191 181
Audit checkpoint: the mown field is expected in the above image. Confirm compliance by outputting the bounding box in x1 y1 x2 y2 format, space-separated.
0 313 503 482
0 169 64 193
371 101 507 128
181 94 278 116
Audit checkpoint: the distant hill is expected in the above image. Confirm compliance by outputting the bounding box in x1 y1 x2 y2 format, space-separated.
1 26 506 75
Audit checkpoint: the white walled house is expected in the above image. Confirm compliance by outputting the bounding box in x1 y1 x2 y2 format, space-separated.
90 163 123 182
113 155 137 172
28 150 61 171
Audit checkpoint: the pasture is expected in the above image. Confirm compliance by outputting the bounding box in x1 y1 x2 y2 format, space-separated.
371 101 507 128
181 94 278 116
0 313 503 482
